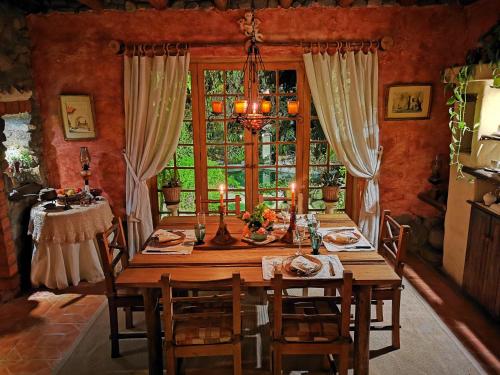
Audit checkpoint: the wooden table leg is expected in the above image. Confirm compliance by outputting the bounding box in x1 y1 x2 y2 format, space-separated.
142 288 163 375
354 285 372 375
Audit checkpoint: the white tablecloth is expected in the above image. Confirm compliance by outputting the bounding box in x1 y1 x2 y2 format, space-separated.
29 200 114 289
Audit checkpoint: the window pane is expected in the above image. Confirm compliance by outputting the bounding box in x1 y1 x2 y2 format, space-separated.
279 70 297 93
225 70 244 94
227 169 245 189
207 122 224 143
259 169 276 189
180 191 196 213
227 121 244 143
278 144 296 165
277 167 296 187
205 70 223 94
176 146 194 167
260 123 276 143
311 101 318 117
259 144 276 165
311 119 325 141
184 97 192 120
330 148 340 164
308 189 326 210
309 166 327 187
178 168 195 189
207 168 225 189
227 191 245 212
180 121 193 144
227 146 245 166
207 146 225 166
310 143 328 165
279 120 296 142
259 70 276 94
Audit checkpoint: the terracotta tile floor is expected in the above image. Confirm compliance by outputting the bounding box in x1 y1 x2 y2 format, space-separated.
0 282 105 375
405 253 500 374
0 258 499 375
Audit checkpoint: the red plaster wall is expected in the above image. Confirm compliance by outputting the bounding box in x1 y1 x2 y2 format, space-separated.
27 0 500 217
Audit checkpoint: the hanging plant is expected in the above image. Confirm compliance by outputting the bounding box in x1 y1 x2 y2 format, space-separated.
443 65 475 178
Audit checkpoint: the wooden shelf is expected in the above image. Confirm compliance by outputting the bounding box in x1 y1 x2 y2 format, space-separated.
467 200 500 220
418 191 447 213
462 166 500 185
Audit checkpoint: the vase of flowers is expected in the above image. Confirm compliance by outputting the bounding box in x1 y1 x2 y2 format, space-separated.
241 203 277 241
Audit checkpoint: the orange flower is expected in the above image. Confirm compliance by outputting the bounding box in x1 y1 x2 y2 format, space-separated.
66 104 76 114
263 208 277 223
242 211 251 220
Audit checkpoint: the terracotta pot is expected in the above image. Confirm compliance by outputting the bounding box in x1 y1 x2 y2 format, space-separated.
162 186 181 204
322 186 340 202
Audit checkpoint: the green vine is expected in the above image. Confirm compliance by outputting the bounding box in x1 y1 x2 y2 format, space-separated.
443 65 475 178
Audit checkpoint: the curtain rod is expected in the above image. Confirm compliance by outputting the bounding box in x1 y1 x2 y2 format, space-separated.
109 37 393 56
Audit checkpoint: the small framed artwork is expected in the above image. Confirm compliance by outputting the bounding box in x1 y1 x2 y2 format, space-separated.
59 94 96 140
385 84 432 120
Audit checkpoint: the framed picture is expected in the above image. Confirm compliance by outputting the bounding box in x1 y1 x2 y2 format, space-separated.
385 84 432 120
59 94 96 140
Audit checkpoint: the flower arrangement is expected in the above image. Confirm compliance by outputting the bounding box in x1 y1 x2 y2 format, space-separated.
241 203 277 237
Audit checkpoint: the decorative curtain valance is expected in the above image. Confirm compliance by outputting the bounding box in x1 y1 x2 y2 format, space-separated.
303 50 382 245
123 53 190 256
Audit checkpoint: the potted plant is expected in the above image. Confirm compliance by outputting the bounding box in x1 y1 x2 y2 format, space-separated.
241 203 277 241
320 166 345 202
161 170 181 205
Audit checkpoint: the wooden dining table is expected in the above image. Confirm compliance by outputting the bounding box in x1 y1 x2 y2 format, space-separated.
115 213 401 375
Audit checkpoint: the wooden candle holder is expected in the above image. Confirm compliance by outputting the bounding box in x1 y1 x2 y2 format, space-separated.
281 205 296 244
211 205 237 246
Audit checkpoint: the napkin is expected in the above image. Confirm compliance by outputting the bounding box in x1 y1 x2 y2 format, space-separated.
142 230 195 255
318 227 375 252
154 229 181 243
290 256 318 274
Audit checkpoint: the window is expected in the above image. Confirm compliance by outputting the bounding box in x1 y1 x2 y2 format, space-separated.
307 102 346 212
157 73 196 216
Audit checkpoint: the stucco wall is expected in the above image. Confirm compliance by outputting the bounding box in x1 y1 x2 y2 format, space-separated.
27 0 500 217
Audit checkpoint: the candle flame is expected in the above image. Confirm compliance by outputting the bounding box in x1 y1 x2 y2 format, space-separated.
219 184 225 193
291 182 296 191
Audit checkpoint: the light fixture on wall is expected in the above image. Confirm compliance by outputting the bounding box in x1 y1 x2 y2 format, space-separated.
210 8 299 134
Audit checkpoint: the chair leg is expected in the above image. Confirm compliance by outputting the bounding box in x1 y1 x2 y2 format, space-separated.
338 346 349 375
233 342 242 375
375 300 384 322
392 289 401 349
272 346 282 375
166 344 176 375
108 299 120 358
124 307 134 329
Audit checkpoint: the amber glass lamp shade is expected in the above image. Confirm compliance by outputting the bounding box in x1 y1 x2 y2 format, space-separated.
211 101 223 114
235 100 248 114
287 100 299 115
261 100 271 114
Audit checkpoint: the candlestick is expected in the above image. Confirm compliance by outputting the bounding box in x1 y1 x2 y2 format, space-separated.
261 100 271 113
290 182 296 209
219 184 225 210
252 102 258 114
235 100 248 114
287 100 299 115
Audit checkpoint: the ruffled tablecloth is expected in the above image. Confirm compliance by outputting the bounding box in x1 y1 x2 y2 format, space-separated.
29 200 114 289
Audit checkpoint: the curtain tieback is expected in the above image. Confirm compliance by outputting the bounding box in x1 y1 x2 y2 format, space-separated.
123 150 141 185
368 146 384 183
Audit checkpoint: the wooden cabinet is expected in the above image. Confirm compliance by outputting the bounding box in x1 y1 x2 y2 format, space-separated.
463 202 500 320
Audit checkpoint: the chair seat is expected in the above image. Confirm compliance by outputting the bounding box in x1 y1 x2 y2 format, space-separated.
281 300 340 343
174 301 234 346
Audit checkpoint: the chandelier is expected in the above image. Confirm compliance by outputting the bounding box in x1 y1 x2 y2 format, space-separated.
210 10 299 134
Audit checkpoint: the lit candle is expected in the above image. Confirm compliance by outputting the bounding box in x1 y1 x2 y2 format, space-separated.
235 100 248 114
261 100 271 114
211 101 223 114
290 182 296 209
287 100 299 115
219 184 225 208
252 102 258 114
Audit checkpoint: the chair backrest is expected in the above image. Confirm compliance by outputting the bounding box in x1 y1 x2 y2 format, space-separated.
96 217 129 296
160 273 244 346
378 210 410 277
271 271 353 342
200 195 241 216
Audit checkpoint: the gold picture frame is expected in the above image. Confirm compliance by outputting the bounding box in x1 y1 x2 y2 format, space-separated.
385 83 432 120
59 94 96 140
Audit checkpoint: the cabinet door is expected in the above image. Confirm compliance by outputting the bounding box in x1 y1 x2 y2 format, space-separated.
483 216 500 318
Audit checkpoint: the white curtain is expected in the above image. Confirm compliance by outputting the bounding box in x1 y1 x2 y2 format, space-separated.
123 53 190 256
303 51 382 244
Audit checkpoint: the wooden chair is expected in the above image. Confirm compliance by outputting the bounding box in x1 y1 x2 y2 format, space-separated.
96 217 147 358
201 194 241 215
372 209 411 349
160 272 244 375
270 271 353 375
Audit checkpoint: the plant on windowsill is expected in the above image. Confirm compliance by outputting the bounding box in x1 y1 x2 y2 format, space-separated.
161 170 181 205
320 166 345 202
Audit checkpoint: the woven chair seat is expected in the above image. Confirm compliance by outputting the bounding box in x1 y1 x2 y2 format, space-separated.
281 300 340 343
